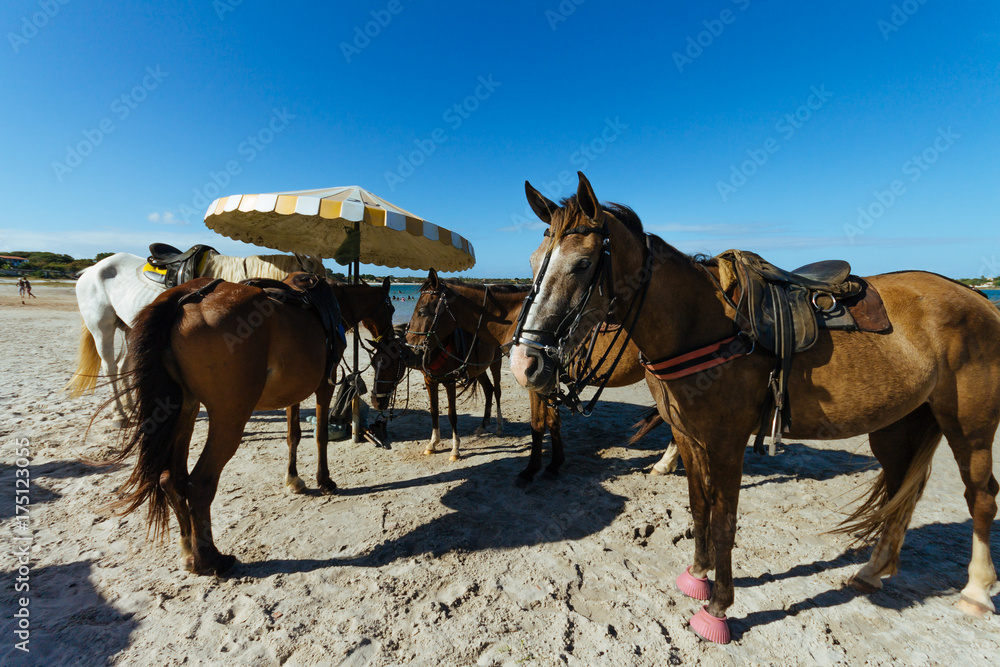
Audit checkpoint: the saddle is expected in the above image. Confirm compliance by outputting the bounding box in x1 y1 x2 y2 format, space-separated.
240 274 345 384
144 243 217 289
716 250 891 454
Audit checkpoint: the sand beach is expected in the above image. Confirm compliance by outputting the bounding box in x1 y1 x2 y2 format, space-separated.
0 284 998 666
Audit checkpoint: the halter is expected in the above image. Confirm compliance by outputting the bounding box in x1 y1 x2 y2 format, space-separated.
512 217 653 415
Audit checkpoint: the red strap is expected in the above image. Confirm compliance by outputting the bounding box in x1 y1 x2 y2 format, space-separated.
641 335 750 381
427 343 456 373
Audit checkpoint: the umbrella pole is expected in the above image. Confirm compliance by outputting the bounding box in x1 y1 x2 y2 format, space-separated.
352 221 362 444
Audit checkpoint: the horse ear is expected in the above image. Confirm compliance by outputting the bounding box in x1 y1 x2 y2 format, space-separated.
428 268 439 288
525 181 557 225
381 276 391 293
577 172 600 222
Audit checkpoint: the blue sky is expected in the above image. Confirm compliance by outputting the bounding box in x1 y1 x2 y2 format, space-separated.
1 0 997 278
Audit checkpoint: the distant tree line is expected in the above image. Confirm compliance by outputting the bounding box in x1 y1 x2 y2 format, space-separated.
0 251 115 277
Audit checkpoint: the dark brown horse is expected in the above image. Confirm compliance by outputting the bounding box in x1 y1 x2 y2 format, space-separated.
282 278 396 493
512 172 1000 642
406 271 505 460
108 274 347 575
407 271 678 480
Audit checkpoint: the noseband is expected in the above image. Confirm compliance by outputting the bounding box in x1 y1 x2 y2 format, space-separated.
408 284 497 381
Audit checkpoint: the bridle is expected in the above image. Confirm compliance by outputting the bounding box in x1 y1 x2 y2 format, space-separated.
512 216 653 415
407 283 500 382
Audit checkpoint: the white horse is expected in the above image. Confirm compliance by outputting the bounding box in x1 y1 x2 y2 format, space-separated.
66 250 324 424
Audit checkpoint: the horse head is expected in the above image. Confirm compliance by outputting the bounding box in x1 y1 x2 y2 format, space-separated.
511 172 621 394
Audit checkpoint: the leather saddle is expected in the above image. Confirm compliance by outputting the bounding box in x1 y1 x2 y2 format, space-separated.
145 243 217 289
240 275 345 384
716 249 890 454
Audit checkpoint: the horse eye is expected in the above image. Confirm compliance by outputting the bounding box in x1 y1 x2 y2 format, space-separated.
574 258 592 272
418 308 428 316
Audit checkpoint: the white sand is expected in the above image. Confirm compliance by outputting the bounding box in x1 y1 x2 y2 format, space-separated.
0 284 998 666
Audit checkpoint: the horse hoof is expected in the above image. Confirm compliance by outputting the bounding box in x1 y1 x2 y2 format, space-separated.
474 426 487 436
182 555 196 573
319 481 337 495
847 573 882 594
285 476 306 494
690 606 730 644
112 417 127 429
957 595 995 617
677 567 711 600
423 449 435 456
449 454 460 461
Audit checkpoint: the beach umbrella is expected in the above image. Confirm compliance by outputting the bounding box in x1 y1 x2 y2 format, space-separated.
204 185 475 271
204 185 477 442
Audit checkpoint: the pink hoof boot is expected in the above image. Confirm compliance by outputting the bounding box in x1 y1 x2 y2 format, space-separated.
690 606 730 644
676 567 711 600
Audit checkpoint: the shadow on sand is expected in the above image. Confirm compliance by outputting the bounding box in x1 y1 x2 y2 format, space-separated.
0 560 137 666
728 519 1000 640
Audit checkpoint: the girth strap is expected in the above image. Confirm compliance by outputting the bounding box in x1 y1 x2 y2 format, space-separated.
640 334 753 381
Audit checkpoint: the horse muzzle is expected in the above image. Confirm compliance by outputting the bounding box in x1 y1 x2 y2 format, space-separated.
510 342 557 395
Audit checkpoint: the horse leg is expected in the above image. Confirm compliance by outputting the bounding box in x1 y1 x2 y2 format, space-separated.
314 383 337 494
284 404 305 493
933 405 999 616
492 360 504 436
474 374 494 436
185 410 250 576
673 433 715 595
446 381 461 461
650 438 680 476
544 402 564 477
688 435 747 643
518 391 547 484
424 377 441 455
849 405 942 592
94 317 128 425
158 397 199 569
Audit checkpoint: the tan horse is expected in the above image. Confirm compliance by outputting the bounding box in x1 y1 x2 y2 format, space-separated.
108 274 346 575
512 172 1000 642
408 270 678 481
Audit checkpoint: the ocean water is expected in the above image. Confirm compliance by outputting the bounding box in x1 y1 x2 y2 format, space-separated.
388 283 422 325
981 288 999 302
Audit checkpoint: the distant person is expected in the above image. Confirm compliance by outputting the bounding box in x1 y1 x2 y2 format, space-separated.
16 277 26 297
23 279 35 300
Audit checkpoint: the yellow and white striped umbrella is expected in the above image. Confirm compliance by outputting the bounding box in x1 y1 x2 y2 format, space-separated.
204 186 476 271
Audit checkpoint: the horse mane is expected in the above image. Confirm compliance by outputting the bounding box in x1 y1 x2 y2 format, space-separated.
203 254 324 282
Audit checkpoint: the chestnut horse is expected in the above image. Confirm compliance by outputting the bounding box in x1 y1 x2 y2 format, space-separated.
512 172 1000 642
408 270 679 481
108 274 347 575
282 278 396 493
406 273 505 460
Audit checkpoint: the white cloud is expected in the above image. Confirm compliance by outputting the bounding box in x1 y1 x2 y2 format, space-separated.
147 211 186 225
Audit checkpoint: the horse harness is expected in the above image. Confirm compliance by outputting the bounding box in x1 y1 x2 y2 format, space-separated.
512 219 654 416
238 275 345 385
408 284 501 383
639 249 890 455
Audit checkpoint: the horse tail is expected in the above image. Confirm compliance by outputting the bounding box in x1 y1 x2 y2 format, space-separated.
107 289 190 540
628 406 664 445
829 433 940 544
64 321 101 397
